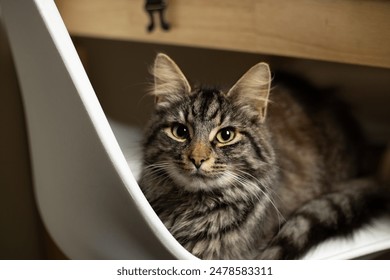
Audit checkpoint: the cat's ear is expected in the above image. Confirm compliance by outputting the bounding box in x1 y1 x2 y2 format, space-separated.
151 53 191 107
227 62 271 123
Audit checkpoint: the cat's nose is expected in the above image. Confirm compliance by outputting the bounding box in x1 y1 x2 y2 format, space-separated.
189 156 208 169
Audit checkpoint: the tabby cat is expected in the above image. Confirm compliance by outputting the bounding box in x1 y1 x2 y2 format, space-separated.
139 53 388 259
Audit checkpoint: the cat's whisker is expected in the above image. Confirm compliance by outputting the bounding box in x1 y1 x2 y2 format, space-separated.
235 168 283 202
143 162 172 181
228 170 286 227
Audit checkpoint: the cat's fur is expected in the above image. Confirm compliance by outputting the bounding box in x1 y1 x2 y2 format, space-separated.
139 53 389 259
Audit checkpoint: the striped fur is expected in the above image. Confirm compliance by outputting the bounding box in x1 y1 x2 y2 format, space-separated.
139 54 389 259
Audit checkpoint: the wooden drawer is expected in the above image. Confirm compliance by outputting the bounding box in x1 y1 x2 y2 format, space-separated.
56 0 390 68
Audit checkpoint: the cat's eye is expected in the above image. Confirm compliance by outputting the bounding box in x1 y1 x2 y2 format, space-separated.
216 128 236 144
171 123 190 141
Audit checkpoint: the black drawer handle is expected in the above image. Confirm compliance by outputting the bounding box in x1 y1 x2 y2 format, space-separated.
144 0 170 32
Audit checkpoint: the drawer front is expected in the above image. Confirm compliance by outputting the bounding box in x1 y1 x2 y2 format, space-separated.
56 0 390 68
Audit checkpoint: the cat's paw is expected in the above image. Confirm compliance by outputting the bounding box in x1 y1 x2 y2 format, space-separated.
258 214 311 260
257 246 284 260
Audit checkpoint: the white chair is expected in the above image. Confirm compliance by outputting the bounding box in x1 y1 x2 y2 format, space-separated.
1 0 389 259
0 0 194 260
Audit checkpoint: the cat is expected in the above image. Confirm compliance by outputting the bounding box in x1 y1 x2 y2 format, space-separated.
139 53 389 259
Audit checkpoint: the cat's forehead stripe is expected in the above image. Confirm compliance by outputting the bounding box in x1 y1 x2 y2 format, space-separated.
191 89 224 122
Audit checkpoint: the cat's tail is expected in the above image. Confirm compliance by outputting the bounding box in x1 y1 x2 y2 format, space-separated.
257 176 390 260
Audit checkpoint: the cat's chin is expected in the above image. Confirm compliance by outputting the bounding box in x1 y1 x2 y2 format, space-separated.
170 171 232 192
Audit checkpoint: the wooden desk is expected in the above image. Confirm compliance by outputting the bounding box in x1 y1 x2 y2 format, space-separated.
56 0 390 68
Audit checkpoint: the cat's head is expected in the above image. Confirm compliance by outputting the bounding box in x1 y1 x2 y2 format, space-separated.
142 53 275 192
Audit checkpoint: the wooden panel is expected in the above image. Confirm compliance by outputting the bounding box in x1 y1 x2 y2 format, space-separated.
56 0 390 68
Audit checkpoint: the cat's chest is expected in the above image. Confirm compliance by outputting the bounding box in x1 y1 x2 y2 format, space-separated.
154 190 268 259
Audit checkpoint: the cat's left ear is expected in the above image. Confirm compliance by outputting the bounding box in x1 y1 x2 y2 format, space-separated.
227 62 271 123
151 53 191 107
